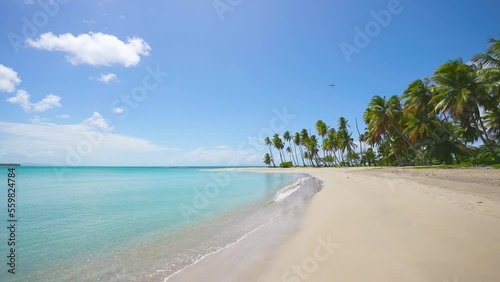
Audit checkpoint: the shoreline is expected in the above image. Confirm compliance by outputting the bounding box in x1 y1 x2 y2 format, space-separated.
170 167 500 282
165 173 322 282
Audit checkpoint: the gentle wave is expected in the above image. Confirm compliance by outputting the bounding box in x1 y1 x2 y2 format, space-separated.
162 177 315 281
162 215 279 282
273 177 310 202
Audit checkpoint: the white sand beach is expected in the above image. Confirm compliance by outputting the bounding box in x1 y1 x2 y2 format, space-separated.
167 167 500 282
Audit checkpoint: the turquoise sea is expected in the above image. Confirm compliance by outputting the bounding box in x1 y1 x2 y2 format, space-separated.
0 167 321 281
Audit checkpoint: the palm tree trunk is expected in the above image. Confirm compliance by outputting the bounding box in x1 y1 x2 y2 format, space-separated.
268 146 276 167
473 109 499 160
440 122 476 158
333 150 340 165
299 146 306 166
293 145 300 167
290 142 298 166
389 123 425 164
438 114 475 158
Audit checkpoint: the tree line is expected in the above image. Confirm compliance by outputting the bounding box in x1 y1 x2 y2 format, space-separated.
263 37 500 167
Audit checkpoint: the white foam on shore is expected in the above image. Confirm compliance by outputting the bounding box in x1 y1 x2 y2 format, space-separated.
162 214 279 282
273 177 310 202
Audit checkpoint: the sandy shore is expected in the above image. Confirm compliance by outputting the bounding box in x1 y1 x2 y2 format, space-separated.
168 167 500 282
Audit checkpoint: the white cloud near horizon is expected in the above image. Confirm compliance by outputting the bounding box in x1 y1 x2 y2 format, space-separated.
0 119 175 165
97 73 118 83
0 64 21 93
26 32 151 67
170 146 262 166
7 90 61 112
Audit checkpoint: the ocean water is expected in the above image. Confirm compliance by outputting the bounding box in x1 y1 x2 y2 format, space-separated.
0 167 321 282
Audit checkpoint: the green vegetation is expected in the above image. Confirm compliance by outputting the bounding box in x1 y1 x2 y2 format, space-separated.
279 161 294 168
263 37 500 168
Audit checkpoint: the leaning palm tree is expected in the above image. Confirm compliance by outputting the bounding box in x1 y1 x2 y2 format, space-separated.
264 137 276 167
485 108 500 139
432 58 498 160
364 95 417 164
403 79 475 158
307 135 320 166
363 95 394 144
300 129 311 164
272 134 285 164
293 132 305 166
472 37 500 68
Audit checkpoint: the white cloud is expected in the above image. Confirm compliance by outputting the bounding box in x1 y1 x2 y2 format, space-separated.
216 145 229 149
24 0 35 5
30 115 49 124
26 32 151 67
57 114 70 119
0 64 21 93
0 120 174 165
112 107 124 114
7 90 61 112
7 90 31 111
171 147 261 166
33 94 61 112
82 19 95 24
97 73 118 84
83 112 111 130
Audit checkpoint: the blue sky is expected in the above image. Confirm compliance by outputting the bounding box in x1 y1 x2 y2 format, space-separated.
0 0 499 166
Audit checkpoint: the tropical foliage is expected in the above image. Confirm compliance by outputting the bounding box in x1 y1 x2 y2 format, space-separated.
263 37 500 167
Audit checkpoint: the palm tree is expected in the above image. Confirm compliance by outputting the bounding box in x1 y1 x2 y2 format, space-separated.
363 95 394 145
263 153 272 167
485 108 500 139
300 129 311 165
285 146 294 165
272 134 285 164
293 132 305 166
321 137 334 166
307 135 320 166
316 120 328 159
402 79 475 158
432 58 498 160
326 128 341 164
264 137 276 167
338 129 357 165
473 37 500 145
338 117 349 131
364 148 376 166
364 95 416 164
283 131 297 166
473 38 500 68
